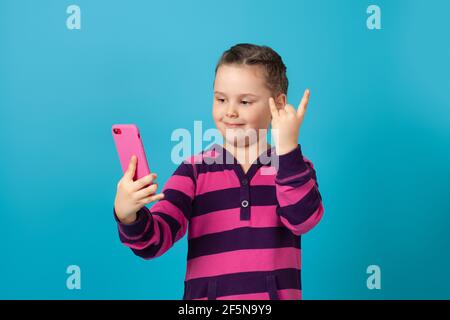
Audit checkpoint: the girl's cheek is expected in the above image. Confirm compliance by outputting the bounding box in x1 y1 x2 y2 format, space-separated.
212 106 221 120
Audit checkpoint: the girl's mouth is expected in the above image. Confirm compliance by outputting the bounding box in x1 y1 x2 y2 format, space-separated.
223 121 245 128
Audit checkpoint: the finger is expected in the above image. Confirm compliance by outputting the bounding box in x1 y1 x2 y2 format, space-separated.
134 183 158 200
297 89 310 118
133 173 157 191
124 155 137 180
268 97 279 118
278 105 287 116
140 192 165 205
284 104 297 115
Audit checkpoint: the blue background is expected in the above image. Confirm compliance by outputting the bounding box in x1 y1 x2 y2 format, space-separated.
1 0 449 299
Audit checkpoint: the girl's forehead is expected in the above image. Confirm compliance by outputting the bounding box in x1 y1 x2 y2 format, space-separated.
217 64 265 78
215 64 268 94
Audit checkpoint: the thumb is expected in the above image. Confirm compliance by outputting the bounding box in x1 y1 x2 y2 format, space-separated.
124 155 137 180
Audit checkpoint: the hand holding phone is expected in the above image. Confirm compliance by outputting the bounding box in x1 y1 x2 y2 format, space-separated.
112 124 164 224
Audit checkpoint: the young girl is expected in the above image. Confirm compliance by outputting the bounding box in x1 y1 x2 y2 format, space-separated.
113 43 324 300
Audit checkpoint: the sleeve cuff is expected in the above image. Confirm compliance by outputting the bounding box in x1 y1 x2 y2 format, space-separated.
275 144 309 181
113 206 151 237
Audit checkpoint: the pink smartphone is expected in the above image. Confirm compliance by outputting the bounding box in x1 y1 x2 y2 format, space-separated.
112 124 150 181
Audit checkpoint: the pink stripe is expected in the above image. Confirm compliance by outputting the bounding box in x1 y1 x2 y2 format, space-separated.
276 178 316 207
150 199 186 226
219 289 301 300
250 167 276 186
186 248 301 281
276 168 310 184
162 175 194 199
195 169 240 196
218 292 270 300
206 149 219 158
259 166 277 176
192 289 301 300
280 202 324 236
277 289 302 300
188 205 283 239
185 150 220 164
183 155 196 164
150 199 187 242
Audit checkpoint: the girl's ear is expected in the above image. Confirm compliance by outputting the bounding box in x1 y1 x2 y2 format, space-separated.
275 93 287 109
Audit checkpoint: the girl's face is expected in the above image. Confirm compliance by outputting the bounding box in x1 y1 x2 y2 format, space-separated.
212 64 286 148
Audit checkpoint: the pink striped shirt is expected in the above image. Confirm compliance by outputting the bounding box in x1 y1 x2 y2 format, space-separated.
114 143 324 300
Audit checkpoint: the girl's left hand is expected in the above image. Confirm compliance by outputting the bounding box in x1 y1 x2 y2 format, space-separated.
269 89 310 155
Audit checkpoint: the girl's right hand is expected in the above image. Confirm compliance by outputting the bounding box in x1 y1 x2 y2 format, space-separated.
114 155 164 225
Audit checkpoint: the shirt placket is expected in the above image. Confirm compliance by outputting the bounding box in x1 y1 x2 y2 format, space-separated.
217 144 274 221
239 176 250 220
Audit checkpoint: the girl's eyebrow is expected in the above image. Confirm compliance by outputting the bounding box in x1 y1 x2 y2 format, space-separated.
214 91 259 98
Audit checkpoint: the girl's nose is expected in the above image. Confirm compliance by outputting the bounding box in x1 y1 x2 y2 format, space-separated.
226 103 238 118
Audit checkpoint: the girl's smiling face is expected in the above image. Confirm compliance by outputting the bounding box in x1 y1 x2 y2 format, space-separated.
212 64 286 148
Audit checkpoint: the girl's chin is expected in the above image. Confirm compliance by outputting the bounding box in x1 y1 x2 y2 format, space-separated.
223 125 246 130
223 135 260 148
222 127 268 138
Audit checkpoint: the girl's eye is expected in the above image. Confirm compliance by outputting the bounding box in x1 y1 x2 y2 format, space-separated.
241 101 252 105
216 98 225 103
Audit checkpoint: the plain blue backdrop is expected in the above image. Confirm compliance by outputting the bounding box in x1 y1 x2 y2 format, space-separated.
1 0 449 299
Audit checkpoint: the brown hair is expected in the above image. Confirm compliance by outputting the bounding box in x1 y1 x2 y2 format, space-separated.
214 43 288 96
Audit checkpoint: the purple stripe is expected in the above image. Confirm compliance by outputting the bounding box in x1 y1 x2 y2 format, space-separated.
193 188 240 216
277 186 322 225
184 268 301 300
173 162 196 183
275 168 311 185
114 206 150 238
192 185 277 217
118 218 154 245
152 212 182 244
195 162 236 175
187 226 300 260
130 226 165 259
162 189 192 219
275 145 309 180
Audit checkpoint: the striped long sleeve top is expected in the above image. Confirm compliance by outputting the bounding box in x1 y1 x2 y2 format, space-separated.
113 143 324 300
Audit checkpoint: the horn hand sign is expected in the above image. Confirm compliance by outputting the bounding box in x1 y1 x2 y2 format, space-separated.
269 89 310 155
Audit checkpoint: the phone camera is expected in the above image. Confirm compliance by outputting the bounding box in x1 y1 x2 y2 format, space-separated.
113 128 122 134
